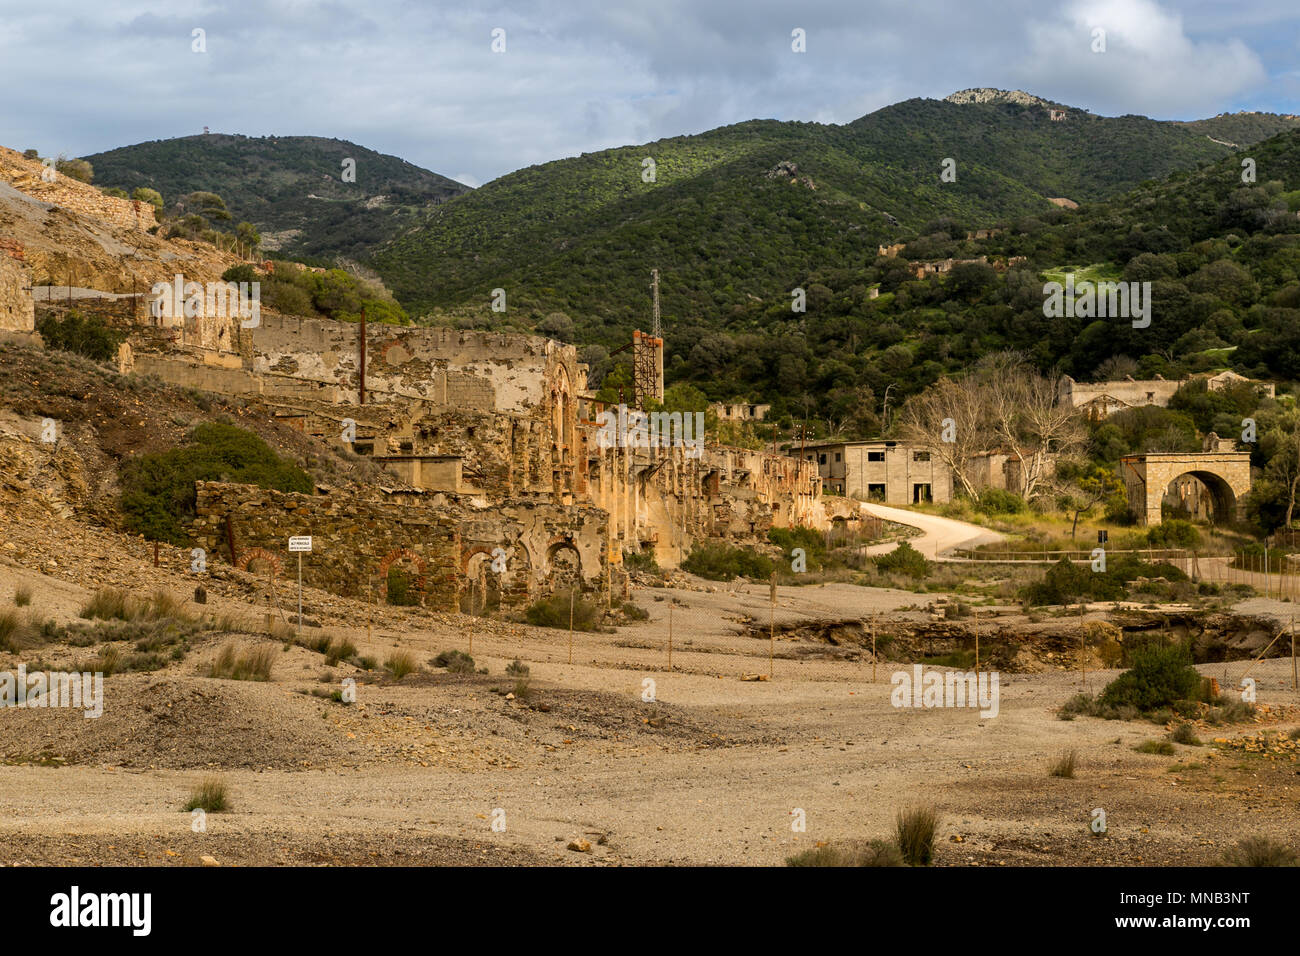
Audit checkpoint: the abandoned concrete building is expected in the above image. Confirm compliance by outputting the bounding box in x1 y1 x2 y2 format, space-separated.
61 295 843 609
794 439 953 505
709 401 771 422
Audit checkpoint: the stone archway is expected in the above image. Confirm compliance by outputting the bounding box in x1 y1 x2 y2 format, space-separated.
546 538 582 592
1120 452 1252 526
461 546 505 614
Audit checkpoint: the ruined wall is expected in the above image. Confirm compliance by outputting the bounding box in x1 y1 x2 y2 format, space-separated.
191 481 608 609
581 419 824 567
0 256 34 332
0 147 157 232
247 316 580 415
1058 375 1181 415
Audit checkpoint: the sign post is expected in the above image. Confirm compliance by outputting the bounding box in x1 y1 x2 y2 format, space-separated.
288 536 312 638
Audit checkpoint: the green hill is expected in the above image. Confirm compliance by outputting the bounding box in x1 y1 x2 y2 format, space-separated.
371 94 1239 331
622 126 1300 439
1177 112 1300 149
84 134 469 262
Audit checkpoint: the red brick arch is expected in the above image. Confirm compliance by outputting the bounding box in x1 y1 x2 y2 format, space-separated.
379 547 426 590
461 546 495 575
236 548 282 576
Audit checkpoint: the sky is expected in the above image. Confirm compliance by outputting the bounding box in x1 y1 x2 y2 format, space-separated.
0 0 1296 187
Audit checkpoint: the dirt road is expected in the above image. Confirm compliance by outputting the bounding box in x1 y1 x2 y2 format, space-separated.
860 502 1004 558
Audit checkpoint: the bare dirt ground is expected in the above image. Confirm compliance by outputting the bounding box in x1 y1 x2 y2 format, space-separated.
1 510 1298 867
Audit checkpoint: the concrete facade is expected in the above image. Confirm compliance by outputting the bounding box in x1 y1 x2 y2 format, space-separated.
796 440 952 505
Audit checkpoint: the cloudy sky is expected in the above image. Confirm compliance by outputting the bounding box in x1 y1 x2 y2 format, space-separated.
0 0 1295 186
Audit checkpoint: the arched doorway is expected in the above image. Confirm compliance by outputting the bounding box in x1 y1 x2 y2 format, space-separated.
379 547 426 606
546 540 582 593
461 548 504 615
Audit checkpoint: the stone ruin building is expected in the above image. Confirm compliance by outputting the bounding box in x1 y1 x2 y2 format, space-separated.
103 299 850 611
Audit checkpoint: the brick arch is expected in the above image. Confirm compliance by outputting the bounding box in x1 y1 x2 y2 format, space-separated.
461 546 496 575
379 547 427 587
236 548 282 576
545 537 582 581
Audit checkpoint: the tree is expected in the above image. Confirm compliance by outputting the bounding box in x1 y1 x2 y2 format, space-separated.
55 154 93 183
235 221 262 258
536 311 575 342
897 374 988 502
1053 463 1125 538
981 353 1087 501
1259 409 1300 528
132 187 163 210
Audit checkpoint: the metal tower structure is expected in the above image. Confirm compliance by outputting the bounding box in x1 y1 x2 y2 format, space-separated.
632 269 664 410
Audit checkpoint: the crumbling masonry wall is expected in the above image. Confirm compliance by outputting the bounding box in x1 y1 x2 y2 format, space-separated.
192 481 608 609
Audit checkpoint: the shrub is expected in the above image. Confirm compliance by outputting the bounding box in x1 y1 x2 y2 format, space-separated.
13 585 31 608
524 590 600 631
874 542 929 579
1170 723 1202 746
1146 519 1201 548
1224 837 1297 867
786 840 904 867
767 525 827 569
895 806 939 866
1049 750 1078 778
207 643 275 681
681 542 776 581
81 588 133 621
433 649 475 673
36 310 126 362
119 423 313 545
976 488 1027 515
505 659 530 678
325 638 357 666
55 156 93 183
1099 643 1202 713
1135 740 1176 755
622 549 660 574
93 644 123 676
0 610 20 652
184 778 229 813
385 651 417 679
132 187 163 210
620 601 649 621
